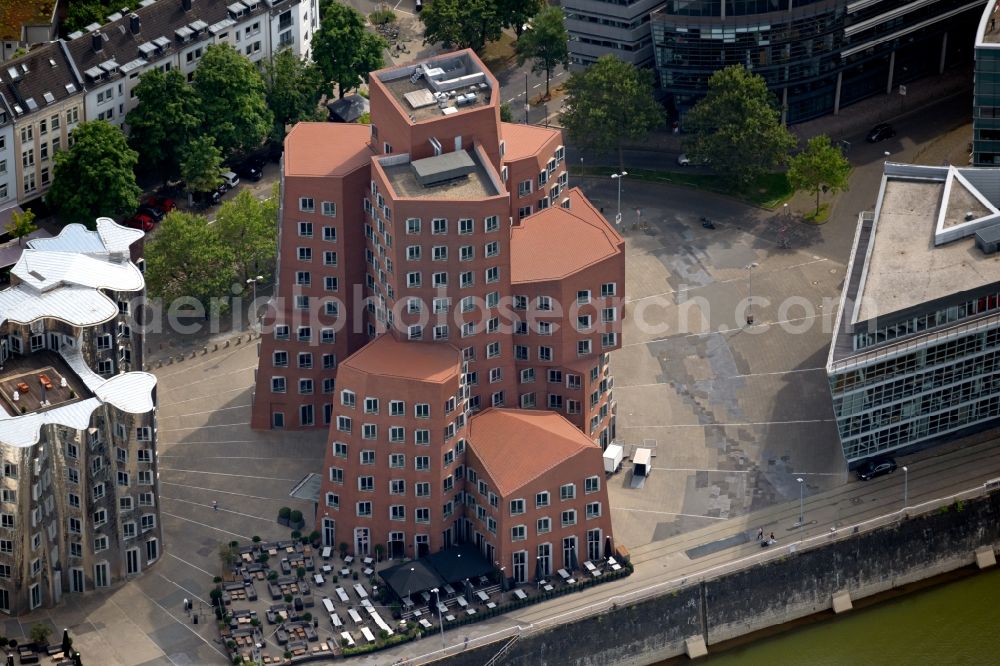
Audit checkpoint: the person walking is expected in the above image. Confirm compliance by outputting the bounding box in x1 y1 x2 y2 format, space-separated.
212 500 218 511
769 532 775 542
756 528 764 541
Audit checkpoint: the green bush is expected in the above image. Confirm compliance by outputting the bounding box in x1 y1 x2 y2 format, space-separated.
284 594 293 603
289 510 303 524
369 8 396 24
278 507 291 519
291 530 301 540
252 535 262 543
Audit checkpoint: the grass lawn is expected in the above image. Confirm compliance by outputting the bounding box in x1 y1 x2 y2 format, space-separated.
571 166 793 209
802 202 831 224
480 34 517 74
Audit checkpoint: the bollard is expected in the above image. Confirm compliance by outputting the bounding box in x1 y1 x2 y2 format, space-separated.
214 343 219 351
224 340 230 348
202 347 208 355
190 351 197 358
157 361 163 368
235 337 242 345
167 358 173 365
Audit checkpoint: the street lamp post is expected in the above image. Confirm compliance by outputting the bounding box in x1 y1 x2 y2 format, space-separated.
903 465 909 509
745 262 759 326
611 171 627 226
246 275 264 331
431 588 445 649
524 73 529 124
797 477 805 526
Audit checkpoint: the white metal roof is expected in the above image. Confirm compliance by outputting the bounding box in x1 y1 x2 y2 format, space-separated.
12 251 143 293
27 219 142 256
0 398 102 448
95 372 157 414
0 284 119 327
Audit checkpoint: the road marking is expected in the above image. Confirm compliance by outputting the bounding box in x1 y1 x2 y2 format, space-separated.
533 83 541 89
157 468 300 482
161 496 281 523
619 418 835 428
159 481 296 501
157 421 251 432
161 511 253 540
619 311 832 349
611 507 728 520
110 586 228 660
165 553 216 581
157 403 251 420
507 97 516 104
162 384 253 407
615 367 826 387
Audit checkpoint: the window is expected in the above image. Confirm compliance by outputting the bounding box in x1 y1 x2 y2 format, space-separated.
518 180 532 196
325 493 340 509
432 218 447 234
364 397 379 414
356 502 372 517
416 482 430 497
459 218 474 234
329 467 344 484
511 525 527 541
406 218 421 234
510 499 525 515
297 352 312 368
415 403 430 419
360 450 376 465
341 390 356 407
486 266 499 283
561 509 577 527
321 201 336 216
586 476 600 494
537 517 551 534
390 505 405 521
415 456 430 471
577 290 591 305
416 508 430 523
586 502 601 519
297 247 312 261
337 416 352 433
358 476 374 492
299 197 315 212
390 400 405 416
601 282 617 297
560 484 576 501
274 325 289 340
390 453 405 468
415 430 430 446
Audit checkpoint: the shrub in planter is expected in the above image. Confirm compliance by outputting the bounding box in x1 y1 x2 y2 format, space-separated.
229 540 239 548
213 576 222 584
309 530 321 545
352 571 359 581
268 571 278 581
339 542 349 557
277 507 291 526
291 530 301 540
296 566 306 580
289 510 304 529
256 553 269 564
302 612 312 622
284 594 293 604
252 535 262 544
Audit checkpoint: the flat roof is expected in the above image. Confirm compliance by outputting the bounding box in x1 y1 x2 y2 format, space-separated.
855 168 1000 323
374 51 493 123
382 150 498 199
340 334 461 384
977 0 1000 46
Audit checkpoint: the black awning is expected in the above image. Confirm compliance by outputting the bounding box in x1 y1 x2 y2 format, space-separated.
424 544 494 585
381 560 444 600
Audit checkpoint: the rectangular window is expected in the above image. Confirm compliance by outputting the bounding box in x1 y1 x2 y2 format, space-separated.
560 484 576 501
537 517 551 534
321 201 336 216
299 197 315 212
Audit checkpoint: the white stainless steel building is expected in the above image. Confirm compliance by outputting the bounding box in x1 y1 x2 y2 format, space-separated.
828 163 1000 464
0 219 160 614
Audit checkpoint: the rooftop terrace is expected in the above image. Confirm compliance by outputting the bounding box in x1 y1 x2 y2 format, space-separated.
978 0 1000 45
381 150 498 200
375 52 493 122
0 350 92 417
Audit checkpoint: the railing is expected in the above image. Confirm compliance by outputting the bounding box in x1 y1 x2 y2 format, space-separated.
402 478 1000 665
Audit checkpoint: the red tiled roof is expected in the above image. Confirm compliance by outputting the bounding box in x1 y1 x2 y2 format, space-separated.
340 334 461 383
510 188 623 283
500 122 560 162
468 409 598 495
284 122 374 178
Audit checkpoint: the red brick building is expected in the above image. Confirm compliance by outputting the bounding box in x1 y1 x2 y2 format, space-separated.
251 50 623 573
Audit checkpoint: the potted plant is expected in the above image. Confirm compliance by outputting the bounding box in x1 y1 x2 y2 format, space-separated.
374 544 384 561
339 542 349 558
277 507 291 526
290 530 301 540
29 623 52 648
309 530 321 547
296 566 306 580
289 510 304 530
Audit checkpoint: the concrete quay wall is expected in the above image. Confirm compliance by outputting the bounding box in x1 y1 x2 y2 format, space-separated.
440 491 1000 665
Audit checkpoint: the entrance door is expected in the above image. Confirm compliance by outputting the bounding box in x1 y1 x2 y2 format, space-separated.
537 543 551 579
322 518 335 547
94 562 109 587
416 534 429 558
354 528 369 556
389 531 405 559
70 568 85 593
587 529 601 562
48 333 60 351
512 551 526 584
126 548 140 575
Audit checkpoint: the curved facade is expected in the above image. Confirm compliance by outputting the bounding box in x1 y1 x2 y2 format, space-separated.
651 0 982 123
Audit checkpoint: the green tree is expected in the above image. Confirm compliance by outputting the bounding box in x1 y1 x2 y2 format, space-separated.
214 188 279 283
560 55 663 169
46 120 141 226
63 1 114 34
144 212 236 304
515 5 569 99
312 2 386 99
29 623 52 646
419 0 502 52
500 0 543 37
683 65 796 187
180 136 223 195
6 208 36 246
499 102 513 123
125 68 202 183
787 135 851 216
193 43 272 158
261 49 326 141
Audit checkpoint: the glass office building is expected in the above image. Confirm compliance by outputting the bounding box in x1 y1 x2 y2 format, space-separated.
651 0 983 123
827 163 1000 464
973 0 1000 165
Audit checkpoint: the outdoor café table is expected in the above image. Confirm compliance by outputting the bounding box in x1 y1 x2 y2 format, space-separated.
321 565 332 574
412 608 421 617
340 568 350 577
445 614 455 622
486 602 497 609
340 632 355 647
313 574 324 586
543 584 554 592
456 595 468 608
363 557 374 566
322 597 335 613
348 608 363 624
437 602 448 614
336 587 350 603
353 583 368 599
466 608 477 616
584 561 597 572
557 569 571 581
476 590 489 602
419 618 432 629
443 584 456 596
363 567 374 576
344 556 354 565
513 589 527 600
361 627 376 644
330 613 343 628
322 546 332 559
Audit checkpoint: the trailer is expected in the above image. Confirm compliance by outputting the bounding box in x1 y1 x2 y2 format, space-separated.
603 444 624 474
632 448 652 478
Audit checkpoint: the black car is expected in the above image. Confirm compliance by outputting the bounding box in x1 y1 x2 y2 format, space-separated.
236 159 265 182
856 458 897 481
866 123 896 143
137 205 165 222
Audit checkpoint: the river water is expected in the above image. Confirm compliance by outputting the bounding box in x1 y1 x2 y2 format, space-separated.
679 567 1000 665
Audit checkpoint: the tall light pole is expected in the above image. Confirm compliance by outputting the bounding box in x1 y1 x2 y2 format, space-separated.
431 587 445 649
611 171 627 226
745 262 759 326
902 465 909 509
797 476 805 527
524 73 529 124
247 275 264 331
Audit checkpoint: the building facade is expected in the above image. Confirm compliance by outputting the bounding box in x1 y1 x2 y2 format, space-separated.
974 0 1000 165
0 218 161 613
251 50 623 571
0 94 14 209
563 0 664 68
650 0 983 124
828 163 1000 464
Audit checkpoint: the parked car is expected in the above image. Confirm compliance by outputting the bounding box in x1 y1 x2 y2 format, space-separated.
137 205 165 222
192 189 223 208
866 123 896 143
677 153 708 167
221 171 240 190
124 213 155 232
235 159 265 182
856 457 897 481
144 195 176 213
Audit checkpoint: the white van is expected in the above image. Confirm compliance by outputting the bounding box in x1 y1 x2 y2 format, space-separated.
221 171 240 189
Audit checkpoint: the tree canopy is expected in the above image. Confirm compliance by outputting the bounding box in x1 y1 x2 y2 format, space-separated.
261 49 326 141
126 68 202 183
214 188 279 283
144 211 236 304
46 120 141 226
515 5 569 98
500 0 543 36
787 135 851 215
420 0 502 52
560 55 663 169
193 43 273 158
312 2 386 98
6 208 36 246
683 65 796 187
180 136 223 194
